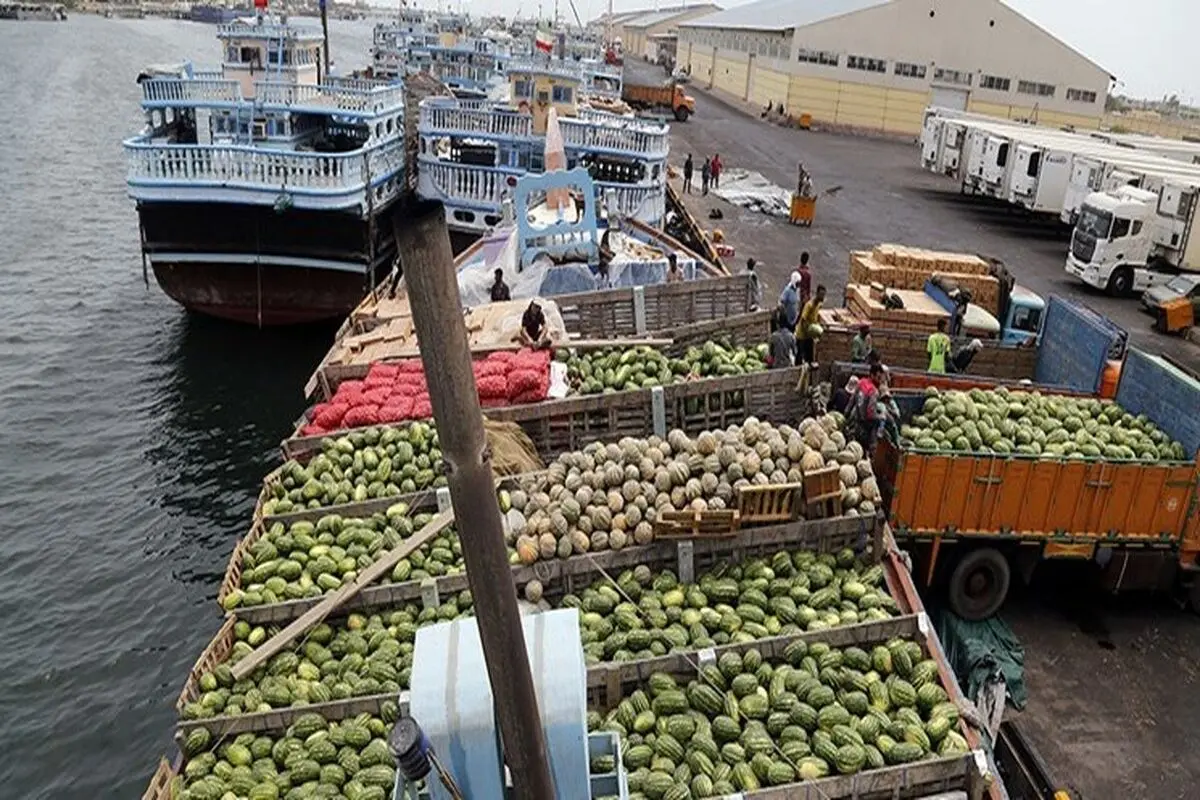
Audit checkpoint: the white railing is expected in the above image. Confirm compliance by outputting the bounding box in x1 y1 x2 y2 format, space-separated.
422 159 509 205
605 183 664 221
125 136 405 195
255 81 405 115
419 103 532 138
142 78 243 105
216 21 321 41
559 117 669 157
192 68 225 80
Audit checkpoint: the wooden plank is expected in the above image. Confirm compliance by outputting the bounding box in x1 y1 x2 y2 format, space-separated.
141 758 175 800
230 508 454 681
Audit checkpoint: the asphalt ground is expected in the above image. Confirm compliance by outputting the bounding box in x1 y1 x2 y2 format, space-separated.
625 59 1200 798
625 59 1200 375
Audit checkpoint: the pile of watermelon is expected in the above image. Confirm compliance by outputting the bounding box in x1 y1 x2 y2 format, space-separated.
301 350 552 437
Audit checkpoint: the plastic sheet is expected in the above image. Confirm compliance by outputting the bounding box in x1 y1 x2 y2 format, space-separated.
712 169 794 217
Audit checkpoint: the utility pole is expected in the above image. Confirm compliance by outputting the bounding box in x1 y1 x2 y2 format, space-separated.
319 0 331 78
393 202 557 800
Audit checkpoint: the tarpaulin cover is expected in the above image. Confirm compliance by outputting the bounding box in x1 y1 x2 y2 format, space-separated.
712 169 794 217
935 609 1028 711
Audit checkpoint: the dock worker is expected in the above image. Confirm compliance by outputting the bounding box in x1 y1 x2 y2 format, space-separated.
927 317 952 373
744 258 762 310
682 154 694 194
701 157 711 195
850 323 873 363
948 293 968 338
711 154 723 189
795 284 826 365
948 338 984 374
766 307 795 369
797 252 813 305
518 300 552 349
667 252 683 283
490 268 511 302
778 271 801 330
847 362 884 452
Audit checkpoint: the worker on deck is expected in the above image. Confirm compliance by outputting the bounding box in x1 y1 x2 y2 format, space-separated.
846 362 884 453
850 323 873 362
767 308 796 369
682 154 694 194
518 300 551 349
744 258 762 310
927 317 952 373
795 284 826 365
711 154 723 189
490 268 511 302
797 252 813 305
701 157 711 195
778 271 802 330
948 339 984 374
667 253 683 283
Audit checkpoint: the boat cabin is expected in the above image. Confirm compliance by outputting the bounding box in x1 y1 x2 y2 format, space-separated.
218 20 323 99
509 66 580 135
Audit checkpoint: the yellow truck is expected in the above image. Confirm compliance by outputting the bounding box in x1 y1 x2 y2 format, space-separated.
621 80 695 122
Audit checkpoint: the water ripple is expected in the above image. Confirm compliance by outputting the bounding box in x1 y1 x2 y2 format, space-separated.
0 15 373 798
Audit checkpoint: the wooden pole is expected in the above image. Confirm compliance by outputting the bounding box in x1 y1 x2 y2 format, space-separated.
394 201 557 800
320 0 331 78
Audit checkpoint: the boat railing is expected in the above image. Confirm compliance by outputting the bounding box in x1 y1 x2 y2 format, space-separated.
419 103 532 138
422 159 512 206
559 116 669 157
605 182 663 218
192 67 225 80
255 81 405 115
216 20 321 41
124 136 406 195
141 77 244 105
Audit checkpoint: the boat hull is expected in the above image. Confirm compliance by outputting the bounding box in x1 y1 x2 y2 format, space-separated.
138 201 397 326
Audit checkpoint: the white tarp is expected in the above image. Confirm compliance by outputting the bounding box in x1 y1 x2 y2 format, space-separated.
712 169 793 218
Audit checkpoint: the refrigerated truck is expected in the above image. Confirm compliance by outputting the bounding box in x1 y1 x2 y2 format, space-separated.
1060 152 1200 225
1089 130 1200 165
1066 178 1200 295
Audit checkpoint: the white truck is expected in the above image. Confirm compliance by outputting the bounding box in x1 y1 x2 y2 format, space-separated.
1065 180 1200 295
1060 153 1200 225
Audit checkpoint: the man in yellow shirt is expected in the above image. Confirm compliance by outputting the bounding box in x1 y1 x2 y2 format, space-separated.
794 285 826 364
927 317 951 373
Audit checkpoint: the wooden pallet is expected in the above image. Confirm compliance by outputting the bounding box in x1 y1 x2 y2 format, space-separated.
737 482 803 524
655 509 740 539
802 464 845 520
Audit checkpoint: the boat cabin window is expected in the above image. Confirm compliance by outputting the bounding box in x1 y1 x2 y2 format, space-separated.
1110 217 1131 239
267 49 292 65
552 85 574 103
513 79 532 99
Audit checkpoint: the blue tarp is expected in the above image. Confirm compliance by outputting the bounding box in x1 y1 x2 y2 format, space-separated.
1034 296 1123 393
1115 348 1200 459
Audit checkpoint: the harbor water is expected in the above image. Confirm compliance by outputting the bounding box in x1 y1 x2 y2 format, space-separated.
0 15 377 798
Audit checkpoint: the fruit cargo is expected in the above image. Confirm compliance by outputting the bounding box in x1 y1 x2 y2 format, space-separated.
309 273 759 398
874 348 1200 619
587 609 990 798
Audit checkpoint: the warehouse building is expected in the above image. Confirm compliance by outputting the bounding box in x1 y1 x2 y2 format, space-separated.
621 4 723 61
677 0 1113 135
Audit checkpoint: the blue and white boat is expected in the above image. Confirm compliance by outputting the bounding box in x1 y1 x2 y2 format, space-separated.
123 14 408 325
416 59 665 245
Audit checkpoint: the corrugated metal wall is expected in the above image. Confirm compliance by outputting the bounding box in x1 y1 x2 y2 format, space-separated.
748 65 788 109
785 75 927 134
968 99 1098 131
712 54 747 97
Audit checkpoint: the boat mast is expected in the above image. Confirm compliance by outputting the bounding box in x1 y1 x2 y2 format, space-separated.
320 0 331 77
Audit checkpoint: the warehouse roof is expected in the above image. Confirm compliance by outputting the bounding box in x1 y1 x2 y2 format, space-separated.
624 4 722 29
680 0 888 31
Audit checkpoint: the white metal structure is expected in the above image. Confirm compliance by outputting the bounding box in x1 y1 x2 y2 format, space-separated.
1066 180 1200 295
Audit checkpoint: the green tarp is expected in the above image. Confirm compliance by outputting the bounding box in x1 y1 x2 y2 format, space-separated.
935 609 1027 711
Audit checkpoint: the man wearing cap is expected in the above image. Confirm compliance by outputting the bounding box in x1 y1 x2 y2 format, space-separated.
778 271 801 331
948 338 984 374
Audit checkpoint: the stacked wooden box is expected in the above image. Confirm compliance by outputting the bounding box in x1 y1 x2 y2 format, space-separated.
843 284 949 333
849 245 1000 318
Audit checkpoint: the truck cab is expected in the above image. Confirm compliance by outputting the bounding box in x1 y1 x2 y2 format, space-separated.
1000 284 1044 345
1066 183 1196 295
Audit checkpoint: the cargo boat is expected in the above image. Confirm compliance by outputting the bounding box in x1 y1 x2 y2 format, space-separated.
123 14 407 326
188 4 249 24
0 1 66 20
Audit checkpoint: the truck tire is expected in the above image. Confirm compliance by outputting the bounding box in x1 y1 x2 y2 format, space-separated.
947 548 1010 621
674 106 690 122
1106 266 1133 297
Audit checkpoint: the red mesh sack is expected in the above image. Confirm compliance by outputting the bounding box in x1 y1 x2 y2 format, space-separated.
362 387 392 406
474 359 510 378
397 358 425 374
506 368 544 400
364 362 401 387
511 349 551 372
393 372 428 389
301 423 327 437
313 402 349 430
411 398 433 419
476 375 509 400
512 372 550 405
380 394 414 419
487 350 516 365
342 404 381 428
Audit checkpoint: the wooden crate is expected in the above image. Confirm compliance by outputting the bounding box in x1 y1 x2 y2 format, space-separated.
141 758 174 800
737 482 803 523
667 309 773 355
654 509 741 538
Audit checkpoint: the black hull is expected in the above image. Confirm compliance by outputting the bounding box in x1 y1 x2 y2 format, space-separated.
138 201 397 326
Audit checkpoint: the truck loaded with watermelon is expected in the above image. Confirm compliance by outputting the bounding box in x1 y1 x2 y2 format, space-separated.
878 346 1200 621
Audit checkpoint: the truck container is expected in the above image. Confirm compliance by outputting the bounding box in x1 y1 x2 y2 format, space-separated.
1060 151 1200 226
1065 177 1200 295
620 80 694 121
875 347 1200 621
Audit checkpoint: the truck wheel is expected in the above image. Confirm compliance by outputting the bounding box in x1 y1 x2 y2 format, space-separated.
674 106 690 122
947 548 1010 621
1107 267 1133 297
